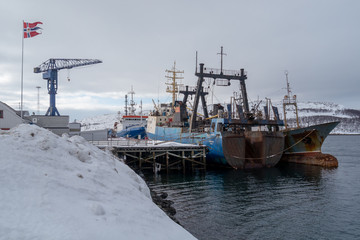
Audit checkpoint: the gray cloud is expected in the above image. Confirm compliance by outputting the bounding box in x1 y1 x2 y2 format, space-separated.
1 0 359 120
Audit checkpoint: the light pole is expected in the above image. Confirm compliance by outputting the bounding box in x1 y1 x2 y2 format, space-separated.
36 86 41 115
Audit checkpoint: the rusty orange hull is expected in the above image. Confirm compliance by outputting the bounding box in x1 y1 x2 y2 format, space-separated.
281 152 338 167
222 131 284 169
222 132 246 169
244 131 284 169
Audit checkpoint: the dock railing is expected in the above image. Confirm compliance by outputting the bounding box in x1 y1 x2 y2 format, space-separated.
89 138 155 148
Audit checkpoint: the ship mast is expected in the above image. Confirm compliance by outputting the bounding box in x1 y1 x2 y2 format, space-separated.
139 99 143 124
283 71 300 129
190 46 247 131
217 46 227 75
128 86 136 115
165 61 184 110
124 94 128 116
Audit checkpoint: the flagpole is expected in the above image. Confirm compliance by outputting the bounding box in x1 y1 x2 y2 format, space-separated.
21 20 24 119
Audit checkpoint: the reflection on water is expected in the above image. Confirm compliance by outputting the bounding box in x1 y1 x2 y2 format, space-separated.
145 135 360 240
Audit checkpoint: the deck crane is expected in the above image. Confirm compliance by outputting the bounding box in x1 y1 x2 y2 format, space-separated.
34 58 102 116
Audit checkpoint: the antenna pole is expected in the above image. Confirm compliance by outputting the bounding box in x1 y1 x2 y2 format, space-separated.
195 51 198 73
285 70 291 97
140 100 143 123
124 94 128 116
217 46 227 74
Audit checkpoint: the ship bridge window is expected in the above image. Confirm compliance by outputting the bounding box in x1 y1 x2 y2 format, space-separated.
0 110 3 119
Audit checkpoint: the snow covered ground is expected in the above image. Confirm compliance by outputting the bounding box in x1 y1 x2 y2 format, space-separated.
0 124 195 240
79 113 121 131
275 101 348 119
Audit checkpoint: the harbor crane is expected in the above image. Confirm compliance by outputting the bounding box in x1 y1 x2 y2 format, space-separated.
34 58 102 116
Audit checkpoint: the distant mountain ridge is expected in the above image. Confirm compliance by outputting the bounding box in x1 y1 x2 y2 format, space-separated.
274 101 360 134
79 101 360 134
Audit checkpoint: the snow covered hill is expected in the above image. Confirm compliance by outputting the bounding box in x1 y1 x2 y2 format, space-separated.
0 125 195 240
273 101 360 134
79 113 121 131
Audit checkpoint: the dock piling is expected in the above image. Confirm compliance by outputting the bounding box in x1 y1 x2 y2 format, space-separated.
91 139 207 173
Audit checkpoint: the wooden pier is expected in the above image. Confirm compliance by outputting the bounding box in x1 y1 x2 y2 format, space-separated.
90 139 207 173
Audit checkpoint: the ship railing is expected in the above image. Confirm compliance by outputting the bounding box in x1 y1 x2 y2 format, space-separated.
89 138 206 150
178 86 209 93
203 67 242 76
283 98 297 104
89 138 158 147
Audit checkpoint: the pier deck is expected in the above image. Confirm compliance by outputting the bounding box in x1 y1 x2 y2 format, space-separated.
90 139 207 172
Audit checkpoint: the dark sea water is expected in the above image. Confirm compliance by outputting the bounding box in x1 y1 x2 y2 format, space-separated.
145 135 360 240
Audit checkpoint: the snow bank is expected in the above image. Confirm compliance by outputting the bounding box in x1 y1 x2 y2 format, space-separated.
0 124 195 240
155 141 201 147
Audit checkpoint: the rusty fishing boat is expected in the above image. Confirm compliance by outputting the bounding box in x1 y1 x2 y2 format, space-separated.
280 71 340 167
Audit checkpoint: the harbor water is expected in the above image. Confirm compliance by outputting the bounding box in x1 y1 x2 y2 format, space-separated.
144 135 360 240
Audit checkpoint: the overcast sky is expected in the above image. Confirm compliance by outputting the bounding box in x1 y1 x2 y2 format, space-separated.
1 0 359 121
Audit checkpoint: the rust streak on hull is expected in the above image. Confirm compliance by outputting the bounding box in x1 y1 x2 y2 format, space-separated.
244 131 284 169
222 132 246 169
222 131 284 169
281 121 340 167
283 121 340 154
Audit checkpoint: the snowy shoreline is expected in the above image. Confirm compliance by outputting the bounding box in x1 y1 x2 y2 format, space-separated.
0 124 196 240
330 133 360 135
148 186 180 225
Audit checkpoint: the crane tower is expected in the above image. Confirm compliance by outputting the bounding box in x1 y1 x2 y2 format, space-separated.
34 58 102 116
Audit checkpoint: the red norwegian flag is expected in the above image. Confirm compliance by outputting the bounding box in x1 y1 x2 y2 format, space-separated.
23 21 43 38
